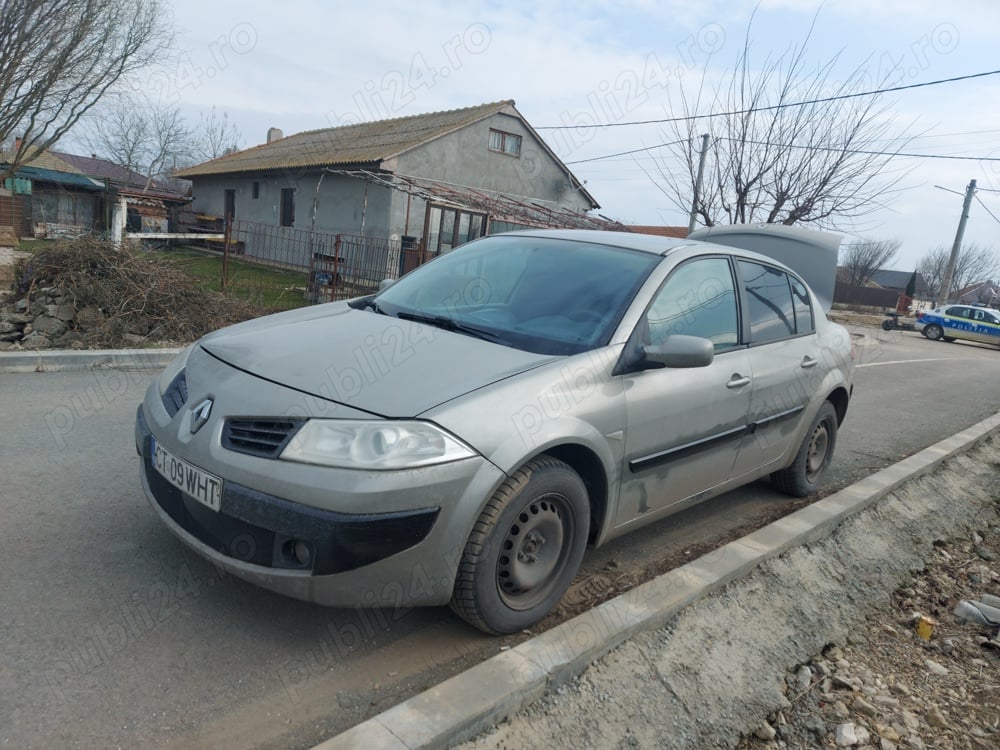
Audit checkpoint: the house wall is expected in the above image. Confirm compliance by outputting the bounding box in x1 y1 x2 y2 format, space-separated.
188 171 392 237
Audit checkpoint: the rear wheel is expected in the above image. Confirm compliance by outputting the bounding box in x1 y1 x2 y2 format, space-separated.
450 456 589 635
772 402 838 497
924 324 944 341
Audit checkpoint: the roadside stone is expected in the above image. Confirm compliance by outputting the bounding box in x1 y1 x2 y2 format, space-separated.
805 716 827 737
32 314 67 337
924 660 949 676
0 320 17 334
54 332 84 348
754 722 777 741
976 547 996 562
925 707 948 729
832 675 856 691
74 307 106 328
832 700 851 719
875 723 901 742
0 329 21 342
854 696 879 717
879 740 897 750
835 722 860 746
0 340 15 350
889 683 910 697
795 665 813 691
14 298 28 312
1 312 31 325
122 332 147 345
20 331 50 349
53 303 75 322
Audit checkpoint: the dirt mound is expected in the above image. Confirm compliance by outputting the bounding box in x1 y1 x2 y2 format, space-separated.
2 238 257 349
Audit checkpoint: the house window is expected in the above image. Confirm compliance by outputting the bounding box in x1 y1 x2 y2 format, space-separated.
252 181 260 199
280 188 295 227
223 189 236 221
488 128 522 157
424 204 487 254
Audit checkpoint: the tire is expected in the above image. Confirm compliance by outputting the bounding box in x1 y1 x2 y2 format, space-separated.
881 320 893 331
924 324 944 341
943 336 956 343
772 402 838 497
450 456 589 635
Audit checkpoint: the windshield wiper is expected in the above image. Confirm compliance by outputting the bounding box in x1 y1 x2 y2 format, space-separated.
396 311 503 343
350 296 389 315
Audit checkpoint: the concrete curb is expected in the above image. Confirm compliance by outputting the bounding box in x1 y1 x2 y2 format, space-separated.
313 410 1000 750
0 348 181 373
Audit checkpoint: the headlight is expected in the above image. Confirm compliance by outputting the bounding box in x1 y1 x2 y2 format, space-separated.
279 420 476 469
158 344 195 395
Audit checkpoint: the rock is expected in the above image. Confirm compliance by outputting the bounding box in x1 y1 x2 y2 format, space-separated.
875 723 901 742
939 639 954 655
925 707 948 729
874 694 900 708
832 700 850 719
32 314 67 337
1 312 31 325
14 298 28 312
0 340 15 350
53 303 75 322
901 709 921 731
0 320 17 334
879 739 897 750
754 722 777 741
854 696 879 717
122 332 146 345
805 716 827 737
54 332 84 348
832 675 856 691
889 683 911 697
20 331 50 349
855 725 871 745
976 547 996 562
835 722 859 746
73 308 106 333
826 645 845 660
814 660 832 677
924 660 949 676
795 665 813 691
0 330 21 342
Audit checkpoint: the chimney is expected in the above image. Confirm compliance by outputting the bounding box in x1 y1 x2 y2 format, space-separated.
266 127 283 144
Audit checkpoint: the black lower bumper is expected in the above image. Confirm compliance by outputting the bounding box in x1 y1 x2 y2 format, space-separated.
136 406 439 575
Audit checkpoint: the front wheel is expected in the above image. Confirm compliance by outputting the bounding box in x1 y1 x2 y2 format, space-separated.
923 324 944 341
450 456 589 635
772 402 839 497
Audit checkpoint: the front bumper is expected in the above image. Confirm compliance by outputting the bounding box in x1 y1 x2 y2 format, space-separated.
135 380 505 608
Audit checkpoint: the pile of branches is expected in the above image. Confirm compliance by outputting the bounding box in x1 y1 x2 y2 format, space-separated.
11 237 258 346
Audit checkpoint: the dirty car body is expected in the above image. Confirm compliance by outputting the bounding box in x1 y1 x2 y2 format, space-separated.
136 228 855 634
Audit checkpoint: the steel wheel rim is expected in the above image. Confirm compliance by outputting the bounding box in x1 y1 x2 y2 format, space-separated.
805 421 830 482
927 325 943 340
496 494 573 611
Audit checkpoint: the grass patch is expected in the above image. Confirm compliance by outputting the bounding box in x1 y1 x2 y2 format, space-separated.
143 245 311 311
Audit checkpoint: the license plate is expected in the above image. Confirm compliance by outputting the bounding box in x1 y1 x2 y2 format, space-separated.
151 438 223 511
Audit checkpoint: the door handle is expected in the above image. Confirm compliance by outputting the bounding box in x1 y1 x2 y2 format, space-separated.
727 374 751 389
801 356 818 369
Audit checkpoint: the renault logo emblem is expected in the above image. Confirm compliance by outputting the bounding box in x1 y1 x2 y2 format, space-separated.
190 398 213 434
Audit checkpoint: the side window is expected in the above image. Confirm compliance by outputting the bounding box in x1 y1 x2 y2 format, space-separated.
951 307 971 319
790 275 814 334
644 257 738 351
738 260 795 343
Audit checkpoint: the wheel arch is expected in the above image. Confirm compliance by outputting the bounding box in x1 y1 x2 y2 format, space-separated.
539 443 609 545
826 386 851 426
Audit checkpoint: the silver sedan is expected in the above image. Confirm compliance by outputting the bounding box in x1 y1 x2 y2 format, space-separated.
136 228 855 634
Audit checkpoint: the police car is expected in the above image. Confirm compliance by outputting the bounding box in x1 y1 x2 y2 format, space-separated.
915 304 1000 346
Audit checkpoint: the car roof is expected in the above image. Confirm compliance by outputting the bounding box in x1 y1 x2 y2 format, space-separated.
502 229 691 255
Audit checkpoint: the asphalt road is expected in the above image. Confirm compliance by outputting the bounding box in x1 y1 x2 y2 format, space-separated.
3 327 1000 750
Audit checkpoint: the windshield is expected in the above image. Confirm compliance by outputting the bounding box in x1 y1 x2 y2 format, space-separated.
373 235 659 355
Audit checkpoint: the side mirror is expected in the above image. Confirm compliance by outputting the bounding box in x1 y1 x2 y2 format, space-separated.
379 278 396 291
643 335 714 368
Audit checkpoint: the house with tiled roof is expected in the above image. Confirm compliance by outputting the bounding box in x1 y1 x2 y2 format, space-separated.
0 144 189 238
174 100 604 261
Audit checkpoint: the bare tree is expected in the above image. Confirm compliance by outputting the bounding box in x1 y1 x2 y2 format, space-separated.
0 0 172 180
646 13 913 229
190 106 243 163
840 238 901 287
917 244 1000 302
81 93 190 188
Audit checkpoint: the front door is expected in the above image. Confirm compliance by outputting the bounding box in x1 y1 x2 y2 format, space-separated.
617 256 752 527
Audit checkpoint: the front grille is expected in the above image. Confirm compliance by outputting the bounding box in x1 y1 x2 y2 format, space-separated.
223 418 305 458
162 371 188 417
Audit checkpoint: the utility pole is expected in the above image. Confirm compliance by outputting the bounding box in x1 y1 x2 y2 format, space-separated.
688 133 710 235
939 178 976 305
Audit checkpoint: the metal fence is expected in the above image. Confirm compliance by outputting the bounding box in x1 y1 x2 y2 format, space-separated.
211 219 428 310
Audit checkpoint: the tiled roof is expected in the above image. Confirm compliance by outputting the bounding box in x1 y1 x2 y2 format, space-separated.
0 149 84 174
175 100 519 178
50 150 150 189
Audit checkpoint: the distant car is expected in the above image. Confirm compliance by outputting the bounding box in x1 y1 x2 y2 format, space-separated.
915 304 1000 346
135 227 855 634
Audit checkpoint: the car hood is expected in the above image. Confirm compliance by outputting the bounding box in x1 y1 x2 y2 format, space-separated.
199 302 559 417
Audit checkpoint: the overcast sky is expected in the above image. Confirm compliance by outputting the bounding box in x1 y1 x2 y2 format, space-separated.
137 0 1000 270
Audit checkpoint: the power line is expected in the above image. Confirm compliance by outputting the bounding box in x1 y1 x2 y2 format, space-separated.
537 69 1000 130
564 139 688 165
568 135 1000 166
974 194 1000 226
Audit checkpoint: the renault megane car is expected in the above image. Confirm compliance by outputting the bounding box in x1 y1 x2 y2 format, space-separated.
136 227 855 634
